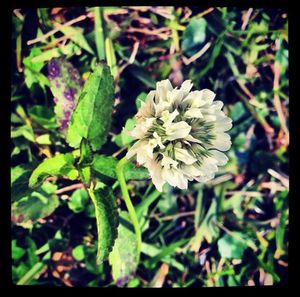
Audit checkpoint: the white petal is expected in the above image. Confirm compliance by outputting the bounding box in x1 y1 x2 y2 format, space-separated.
203 114 217 122
200 89 216 106
211 133 232 151
154 101 171 117
180 80 193 94
147 158 165 192
211 100 224 111
165 121 191 141
215 116 233 132
161 109 179 125
126 140 147 160
182 91 203 107
174 147 197 165
161 167 187 189
184 134 202 144
155 79 173 103
209 150 229 166
161 154 178 169
184 107 203 118
130 124 147 139
181 163 203 177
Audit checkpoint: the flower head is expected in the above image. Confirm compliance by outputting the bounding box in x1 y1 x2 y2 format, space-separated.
126 79 232 192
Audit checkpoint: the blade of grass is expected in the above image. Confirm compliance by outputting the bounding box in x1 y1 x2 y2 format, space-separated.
94 7 106 60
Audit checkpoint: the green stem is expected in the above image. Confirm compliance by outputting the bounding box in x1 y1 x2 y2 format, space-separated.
94 7 105 61
17 252 50 285
116 157 142 263
87 183 102 264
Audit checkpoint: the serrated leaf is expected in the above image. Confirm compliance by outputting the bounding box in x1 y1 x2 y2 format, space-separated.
88 184 119 263
67 63 114 150
29 153 78 188
92 154 149 181
109 211 139 287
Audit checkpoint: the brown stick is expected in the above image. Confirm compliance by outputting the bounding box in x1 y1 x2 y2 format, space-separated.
55 183 84 195
27 13 93 45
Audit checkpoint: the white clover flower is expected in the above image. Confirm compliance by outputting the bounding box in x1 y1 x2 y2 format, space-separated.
125 79 233 192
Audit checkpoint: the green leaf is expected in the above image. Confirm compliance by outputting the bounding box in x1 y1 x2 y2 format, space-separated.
87 184 119 263
23 47 50 91
109 211 139 287
217 232 248 259
36 134 51 145
182 18 207 56
141 242 185 272
105 37 117 78
11 125 35 142
68 188 89 213
29 153 78 188
11 186 59 228
58 25 95 55
30 42 81 63
190 198 220 252
67 62 115 151
143 238 190 270
135 92 148 110
72 245 85 261
112 118 135 147
28 105 58 130
129 67 156 89
92 155 149 181
11 163 37 202
12 240 26 260
48 57 83 134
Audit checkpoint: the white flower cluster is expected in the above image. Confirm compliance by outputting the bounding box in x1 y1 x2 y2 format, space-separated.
126 79 232 192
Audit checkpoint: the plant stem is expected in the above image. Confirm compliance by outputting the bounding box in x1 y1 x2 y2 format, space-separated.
86 183 102 264
17 252 50 285
94 7 106 61
116 157 142 263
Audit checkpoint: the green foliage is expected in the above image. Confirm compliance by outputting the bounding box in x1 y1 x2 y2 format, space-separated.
12 182 59 228
92 154 149 181
11 7 289 287
112 118 135 147
12 240 26 260
88 184 119 264
28 105 58 130
109 212 139 287
68 188 89 213
11 163 37 202
217 232 248 259
67 62 114 150
23 47 50 91
29 153 78 188
72 245 85 261
182 18 207 56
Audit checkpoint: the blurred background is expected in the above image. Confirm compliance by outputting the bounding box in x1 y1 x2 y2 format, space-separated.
11 7 289 287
